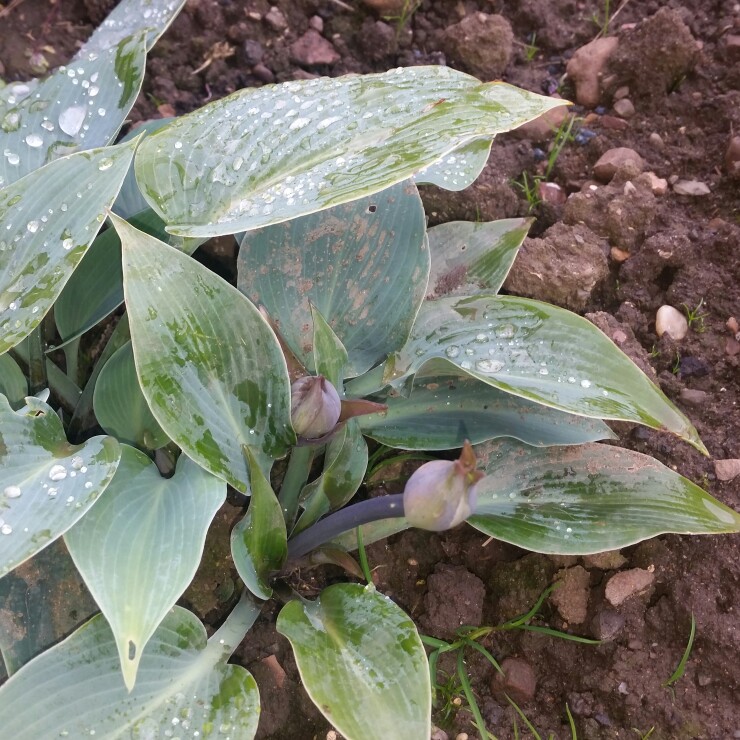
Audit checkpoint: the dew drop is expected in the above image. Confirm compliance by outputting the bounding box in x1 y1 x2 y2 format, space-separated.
539 368 549 375
496 324 515 338
474 333 488 343
6 152 20 166
476 359 504 373
71 455 84 470
25 133 44 148
41 120 55 131
66 496 75 503
460 360 472 370
62 238 74 250
1 524 12 535
27 220 40 233
4 485 21 498
580 379 592 388
98 157 113 171
58 105 86 136
48 487 58 497
49 464 68 481
445 345 460 358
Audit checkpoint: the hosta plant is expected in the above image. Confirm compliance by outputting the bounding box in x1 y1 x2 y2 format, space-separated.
1 2 738 738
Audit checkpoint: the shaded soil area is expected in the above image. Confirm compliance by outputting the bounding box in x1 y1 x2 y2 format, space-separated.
2 1 739 738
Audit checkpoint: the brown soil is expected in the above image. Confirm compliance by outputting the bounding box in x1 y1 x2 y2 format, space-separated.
2 1 739 739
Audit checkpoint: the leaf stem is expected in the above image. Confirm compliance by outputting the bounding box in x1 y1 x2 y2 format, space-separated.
287 494 404 560
278 445 314 529
27 326 48 395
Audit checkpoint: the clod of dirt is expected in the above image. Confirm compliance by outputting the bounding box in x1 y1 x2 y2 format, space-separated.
655 305 688 340
441 13 513 80
264 6 288 32
590 608 626 642
289 30 340 67
583 550 627 571
673 180 711 196
492 657 538 703
606 7 699 102
680 388 708 406
604 568 655 606
356 19 397 62
637 172 668 196
592 147 644 184
714 459 740 482
503 222 609 311
564 179 656 251
421 564 486 640
550 565 590 624
565 36 619 108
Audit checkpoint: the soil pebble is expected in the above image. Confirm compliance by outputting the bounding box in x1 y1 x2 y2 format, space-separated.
612 98 635 118
504 222 608 311
289 30 340 67
492 657 537 703
725 136 740 180
655 305 688 340
590 608 626 641
566 36 619 108
604 568 655 606
421 564 485 640
714 459 740 482
550 565 590 624
593 147 644 183
673 180 711 196
442 13 513 80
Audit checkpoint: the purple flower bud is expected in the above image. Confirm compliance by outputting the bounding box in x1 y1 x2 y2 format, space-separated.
403 441 483 531
290 375 341 439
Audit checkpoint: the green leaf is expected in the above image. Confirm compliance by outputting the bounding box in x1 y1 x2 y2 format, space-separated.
77 0 187 56
0 139 136 354
426 218 532 298
0 354 27 407
238 180 429 377
92 342 169 449
230 448 287 600
385 295 705 452
64 445 225 690
294 420 368 535
116 214 294 491
113 118 174 219
134 67 564 237
0 34 146 186
54 209 167 346
0 394 120 578
468 439 740 555
311 304 348 388
277 583 431 740
0 593 261 739
414 138 493 191
359 373 614 450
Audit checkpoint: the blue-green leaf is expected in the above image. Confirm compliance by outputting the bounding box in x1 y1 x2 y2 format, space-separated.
0 593 261 739
238 181 429 377
469 439 740 554
134 67 564 237
65 445 225 690
277 583 431 740
0 394 120 578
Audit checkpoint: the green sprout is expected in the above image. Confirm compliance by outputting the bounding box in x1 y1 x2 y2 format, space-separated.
682 298 708 332
663 613 697 691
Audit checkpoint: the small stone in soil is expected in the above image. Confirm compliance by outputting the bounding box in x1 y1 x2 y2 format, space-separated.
673 180 711 196
655 305 688 340
725 136 740 180
613 98 635 118
593 147 644 183
492 657 537 703
566 36 619 108
679 388 708 406
604 568 655 606
590 608 626 641
289 30 340 66
714 459 740 482
648 132 665 150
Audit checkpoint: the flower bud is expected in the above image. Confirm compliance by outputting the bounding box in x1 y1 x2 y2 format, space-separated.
403 441 483 531
290 375 341 439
